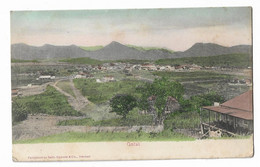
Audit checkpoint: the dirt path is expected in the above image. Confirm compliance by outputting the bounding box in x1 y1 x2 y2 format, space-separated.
69 79 90 110
52 79 89 111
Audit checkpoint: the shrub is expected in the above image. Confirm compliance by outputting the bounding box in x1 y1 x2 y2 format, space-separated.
12 101 28 124
110 94 137 119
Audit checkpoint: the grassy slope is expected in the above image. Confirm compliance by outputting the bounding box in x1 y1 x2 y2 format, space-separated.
58 108 153 126
56 80 76 97
155 54 252 68
13 85 81 116
79 46 103 51
74 79 145 104
126 44 174 53
14 130 194 144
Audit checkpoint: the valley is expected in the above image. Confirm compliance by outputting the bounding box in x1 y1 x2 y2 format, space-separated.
11 42 252 143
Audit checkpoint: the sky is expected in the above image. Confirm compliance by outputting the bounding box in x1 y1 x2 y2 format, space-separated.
11 7 252 51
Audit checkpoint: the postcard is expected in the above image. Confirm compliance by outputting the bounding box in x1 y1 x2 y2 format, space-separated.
11 7 253 161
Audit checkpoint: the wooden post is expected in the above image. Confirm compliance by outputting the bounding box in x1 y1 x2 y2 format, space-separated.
208 110 211 131
200 108 204 134
201 123 204 135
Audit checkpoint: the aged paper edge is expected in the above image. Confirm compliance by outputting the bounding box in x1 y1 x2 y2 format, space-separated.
12 137 254 161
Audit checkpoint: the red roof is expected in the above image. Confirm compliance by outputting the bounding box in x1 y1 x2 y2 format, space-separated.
203 90 253 120
221 90 252 112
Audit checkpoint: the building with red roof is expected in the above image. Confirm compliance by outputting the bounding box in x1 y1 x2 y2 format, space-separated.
202 90 253 135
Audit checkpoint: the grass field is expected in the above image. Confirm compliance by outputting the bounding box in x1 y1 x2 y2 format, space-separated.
155 54 252 68
56 80 76 97
153 71 232 82
126 44 174 53
13 129 195 144
13 85 82 116
58 108 153 126
74 79 145 104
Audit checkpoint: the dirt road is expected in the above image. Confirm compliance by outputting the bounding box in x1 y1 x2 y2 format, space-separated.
52 79 89 111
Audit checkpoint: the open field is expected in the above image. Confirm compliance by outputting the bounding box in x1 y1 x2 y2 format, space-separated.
153 71 232 82
11 63 77 88
79 103 118 121
58 108 153 126
74 79 145 104
152 70 250 99
14 130 194 144
155 53 252 68
13 85 82 116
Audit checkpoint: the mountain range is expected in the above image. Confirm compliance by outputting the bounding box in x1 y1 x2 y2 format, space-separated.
11 41 252 61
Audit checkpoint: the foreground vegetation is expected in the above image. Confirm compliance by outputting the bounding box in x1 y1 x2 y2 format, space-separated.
74 79 144 104
12 86 82 124
58 108 153 126
155 53 252 68
13 130 195 144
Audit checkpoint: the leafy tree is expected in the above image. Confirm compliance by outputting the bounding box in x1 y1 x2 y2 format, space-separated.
180 92 225 113
110 94 137 119
137 77 184 125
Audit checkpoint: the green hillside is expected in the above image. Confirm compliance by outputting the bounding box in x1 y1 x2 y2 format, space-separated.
126 44 174 53
12 85 82 116
80 46 103 51
155 53 252 68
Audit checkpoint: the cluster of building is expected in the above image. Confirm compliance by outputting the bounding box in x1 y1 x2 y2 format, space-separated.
75 62 203 74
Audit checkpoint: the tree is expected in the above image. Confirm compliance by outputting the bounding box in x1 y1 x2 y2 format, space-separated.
180 92 225 113
110 94 137 119
137 77 184 125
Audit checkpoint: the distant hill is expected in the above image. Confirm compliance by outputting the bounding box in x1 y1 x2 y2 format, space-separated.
82 41 175 60
11 43 87 60
11 42 252 61
174 43 252 58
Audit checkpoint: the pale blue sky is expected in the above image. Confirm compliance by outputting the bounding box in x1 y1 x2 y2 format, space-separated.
11 7 252 51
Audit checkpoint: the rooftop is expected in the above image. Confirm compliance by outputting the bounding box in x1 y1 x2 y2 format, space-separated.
203 90 253 120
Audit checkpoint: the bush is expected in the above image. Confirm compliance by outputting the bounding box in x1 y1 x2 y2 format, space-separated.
12 101 28 124
110 94 137 119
